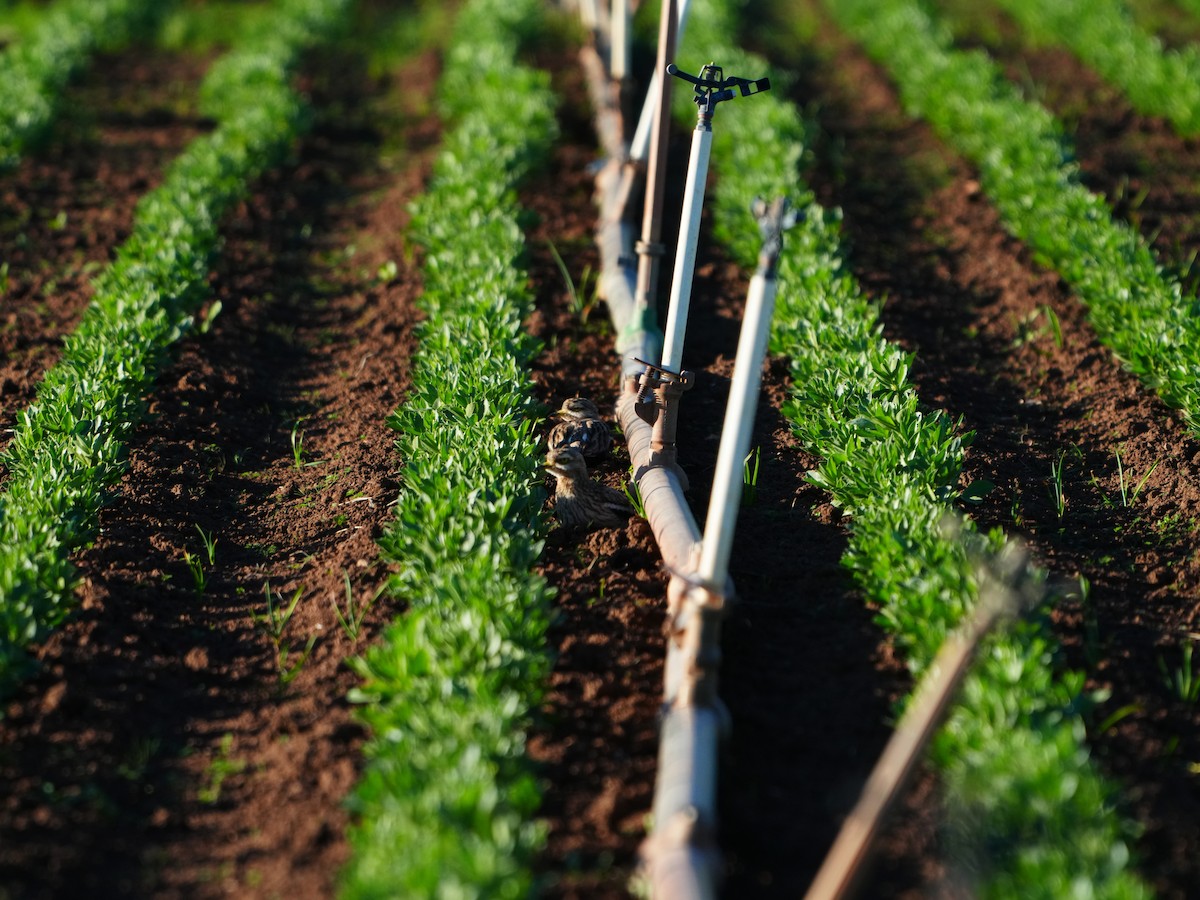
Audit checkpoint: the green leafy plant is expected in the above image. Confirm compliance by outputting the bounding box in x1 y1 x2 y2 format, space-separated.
0 0 173 170
688 0 1148 892
992 0 1200 137
342 2 557 894
0 0 352 697
823 0 1200 442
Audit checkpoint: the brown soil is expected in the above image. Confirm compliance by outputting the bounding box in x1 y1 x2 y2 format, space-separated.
2 3 1198 899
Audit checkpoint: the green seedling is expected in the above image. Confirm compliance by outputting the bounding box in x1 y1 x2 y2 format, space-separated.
198 733 247 805
1048 450 1068 519
546 239 597 324
742 446 761 507
623 477 647 518
377 259 398 283
0 0 351 692
1115 450 1158 507
182 549 207 593
289 421 324 469
195 524 217 565
290 422 305 469
331 572 383 644
1011 305 1063 350
1158 640 1200 704
199 299 222 334
117 736 162 782
253 581 317 686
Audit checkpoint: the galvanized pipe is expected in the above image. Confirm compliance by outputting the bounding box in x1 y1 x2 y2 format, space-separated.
660 121 712 373
631 0 693 164
611 0 629 80
643 706 724 898
632 0 678 325
578 11 733 899
697 269 777 585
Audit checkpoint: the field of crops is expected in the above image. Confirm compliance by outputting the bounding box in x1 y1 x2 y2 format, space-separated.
0 0 1198 897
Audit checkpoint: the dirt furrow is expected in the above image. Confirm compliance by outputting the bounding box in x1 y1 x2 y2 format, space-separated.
0 48 213 452
0 45 438 898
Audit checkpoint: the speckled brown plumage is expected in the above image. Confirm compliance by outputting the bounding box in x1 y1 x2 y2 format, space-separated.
545 445 631 529
547 396 612 459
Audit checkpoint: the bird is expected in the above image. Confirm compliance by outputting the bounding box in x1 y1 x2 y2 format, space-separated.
547 396 612 459
545 446 632 529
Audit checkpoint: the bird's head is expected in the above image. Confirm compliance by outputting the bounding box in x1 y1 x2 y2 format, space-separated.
556 396 602 420
544 445 589 479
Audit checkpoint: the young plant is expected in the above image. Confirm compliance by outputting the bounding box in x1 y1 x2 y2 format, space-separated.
182 549 207 593
1158 640 1200 704
195 523 217 565
198 732 247 805
290 421 306 469
623 476 647 518
330 571 381 644
1048 450 1068 519
1115 449 1159 507
741 446 761 507
0 0 352 697
546 238 597 324
252 581 317 687
690 0 1148 892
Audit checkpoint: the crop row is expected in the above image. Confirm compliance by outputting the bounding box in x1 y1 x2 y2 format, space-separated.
677 0 1148 893
990 0 1200 137
0 0 350 696
0 0 168 169
825 0 1200 446
338 0 558 895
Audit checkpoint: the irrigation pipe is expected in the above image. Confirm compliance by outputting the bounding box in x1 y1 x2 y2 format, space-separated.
576 9 780 896
630 0 693 164
632 0 678 333
642 198 795 899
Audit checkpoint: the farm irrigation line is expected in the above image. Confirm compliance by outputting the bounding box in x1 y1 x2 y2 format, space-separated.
990 0 1200 138
0 0 352 696
823 0 1200 443
338 0 558 895
676 0 1150 894
0 0 172 169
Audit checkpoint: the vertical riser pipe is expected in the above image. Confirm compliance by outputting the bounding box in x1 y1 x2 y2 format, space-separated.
630 0 692 163
611 0 629 80
660 125 712 372
697 272 777 584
